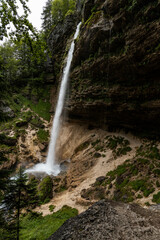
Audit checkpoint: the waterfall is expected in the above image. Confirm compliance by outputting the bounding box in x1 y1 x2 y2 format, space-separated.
26 22 81 176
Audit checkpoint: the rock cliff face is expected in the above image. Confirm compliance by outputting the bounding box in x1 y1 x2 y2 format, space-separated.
48 14 78 84
48 199 160 240
65 0 160 136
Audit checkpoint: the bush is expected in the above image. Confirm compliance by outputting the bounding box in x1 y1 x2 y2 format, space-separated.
38 176 53 203
152 191 160 204
49 205 55 212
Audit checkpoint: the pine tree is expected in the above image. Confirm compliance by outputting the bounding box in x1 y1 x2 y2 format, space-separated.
1 167 39 239
41 0 53 37
0 152 15 240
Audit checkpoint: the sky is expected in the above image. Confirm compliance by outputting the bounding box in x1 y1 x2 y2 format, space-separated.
0 0 48 44
26 0 47 30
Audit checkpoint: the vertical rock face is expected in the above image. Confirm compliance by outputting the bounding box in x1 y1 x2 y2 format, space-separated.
48 14 78 84
65 0 160 136
48 200 160 240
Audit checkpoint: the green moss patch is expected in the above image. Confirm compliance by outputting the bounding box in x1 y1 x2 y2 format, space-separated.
37 129 49 142
85 11 102 27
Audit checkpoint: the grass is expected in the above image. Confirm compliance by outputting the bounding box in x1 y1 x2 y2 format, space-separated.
0 84 51 136
18 95 51 121
20 206 78 240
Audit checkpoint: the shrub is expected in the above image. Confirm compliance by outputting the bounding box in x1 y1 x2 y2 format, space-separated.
38 176 53 203
49 205 55 212
152 191 160 204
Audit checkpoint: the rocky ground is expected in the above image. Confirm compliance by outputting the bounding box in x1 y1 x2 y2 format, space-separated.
48 199 160 240
35 122 160 216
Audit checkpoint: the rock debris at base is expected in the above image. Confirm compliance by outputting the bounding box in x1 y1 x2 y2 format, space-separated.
48 199 160 240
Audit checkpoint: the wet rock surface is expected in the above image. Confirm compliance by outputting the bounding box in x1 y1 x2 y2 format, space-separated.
48 14 78 83
48 199 160 240
66 0 160 136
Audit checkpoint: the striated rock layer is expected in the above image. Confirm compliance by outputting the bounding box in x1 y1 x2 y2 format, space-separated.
64 0 160 136
48 199 160 240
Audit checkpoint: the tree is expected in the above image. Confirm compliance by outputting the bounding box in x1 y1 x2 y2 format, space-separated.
51 0 76 25
0 152 14 240
41 0 53 37
1 167 39 240
0 0 34 41
0 41 19 86
0 32 47 91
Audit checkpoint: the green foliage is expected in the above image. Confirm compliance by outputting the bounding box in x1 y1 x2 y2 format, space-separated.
30 116 44 128
155 43 160 52
0 33 47 93
41 0 53 37
37 129 49 142
27 177 39 207
20 206 78 240
49 205 55 212
130 179 146 191
153 169 160 176
156 180 160 187
107 163 129 177
1 167 40 239
105 136 132 157
127 0 137 12
38 176 53 203
17 86 51 121
85 11 102 26
0 0 34 41
51 0 76 25
31 100 51 121
74 141 90 154
136 143 160 160
152 191 160 204
0 152 10 200
91 139 101 147
105 141 160 202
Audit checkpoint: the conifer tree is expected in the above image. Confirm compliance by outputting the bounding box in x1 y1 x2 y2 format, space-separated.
41 0 53 37
1 167 39 239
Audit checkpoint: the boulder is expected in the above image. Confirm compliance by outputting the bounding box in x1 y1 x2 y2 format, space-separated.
48 200 160 240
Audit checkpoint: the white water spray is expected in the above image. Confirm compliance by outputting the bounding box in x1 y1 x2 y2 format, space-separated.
26 22 81 176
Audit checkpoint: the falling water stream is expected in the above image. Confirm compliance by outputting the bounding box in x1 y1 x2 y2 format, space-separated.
26 22 81 176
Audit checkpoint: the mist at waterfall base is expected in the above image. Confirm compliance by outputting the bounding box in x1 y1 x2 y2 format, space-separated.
26 23 81 176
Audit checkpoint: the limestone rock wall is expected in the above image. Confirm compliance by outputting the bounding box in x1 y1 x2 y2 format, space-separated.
65 0 160 136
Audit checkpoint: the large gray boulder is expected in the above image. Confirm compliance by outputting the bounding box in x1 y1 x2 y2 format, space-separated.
48 200 160 240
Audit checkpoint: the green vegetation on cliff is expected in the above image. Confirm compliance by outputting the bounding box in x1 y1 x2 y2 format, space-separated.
81 141 160 204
